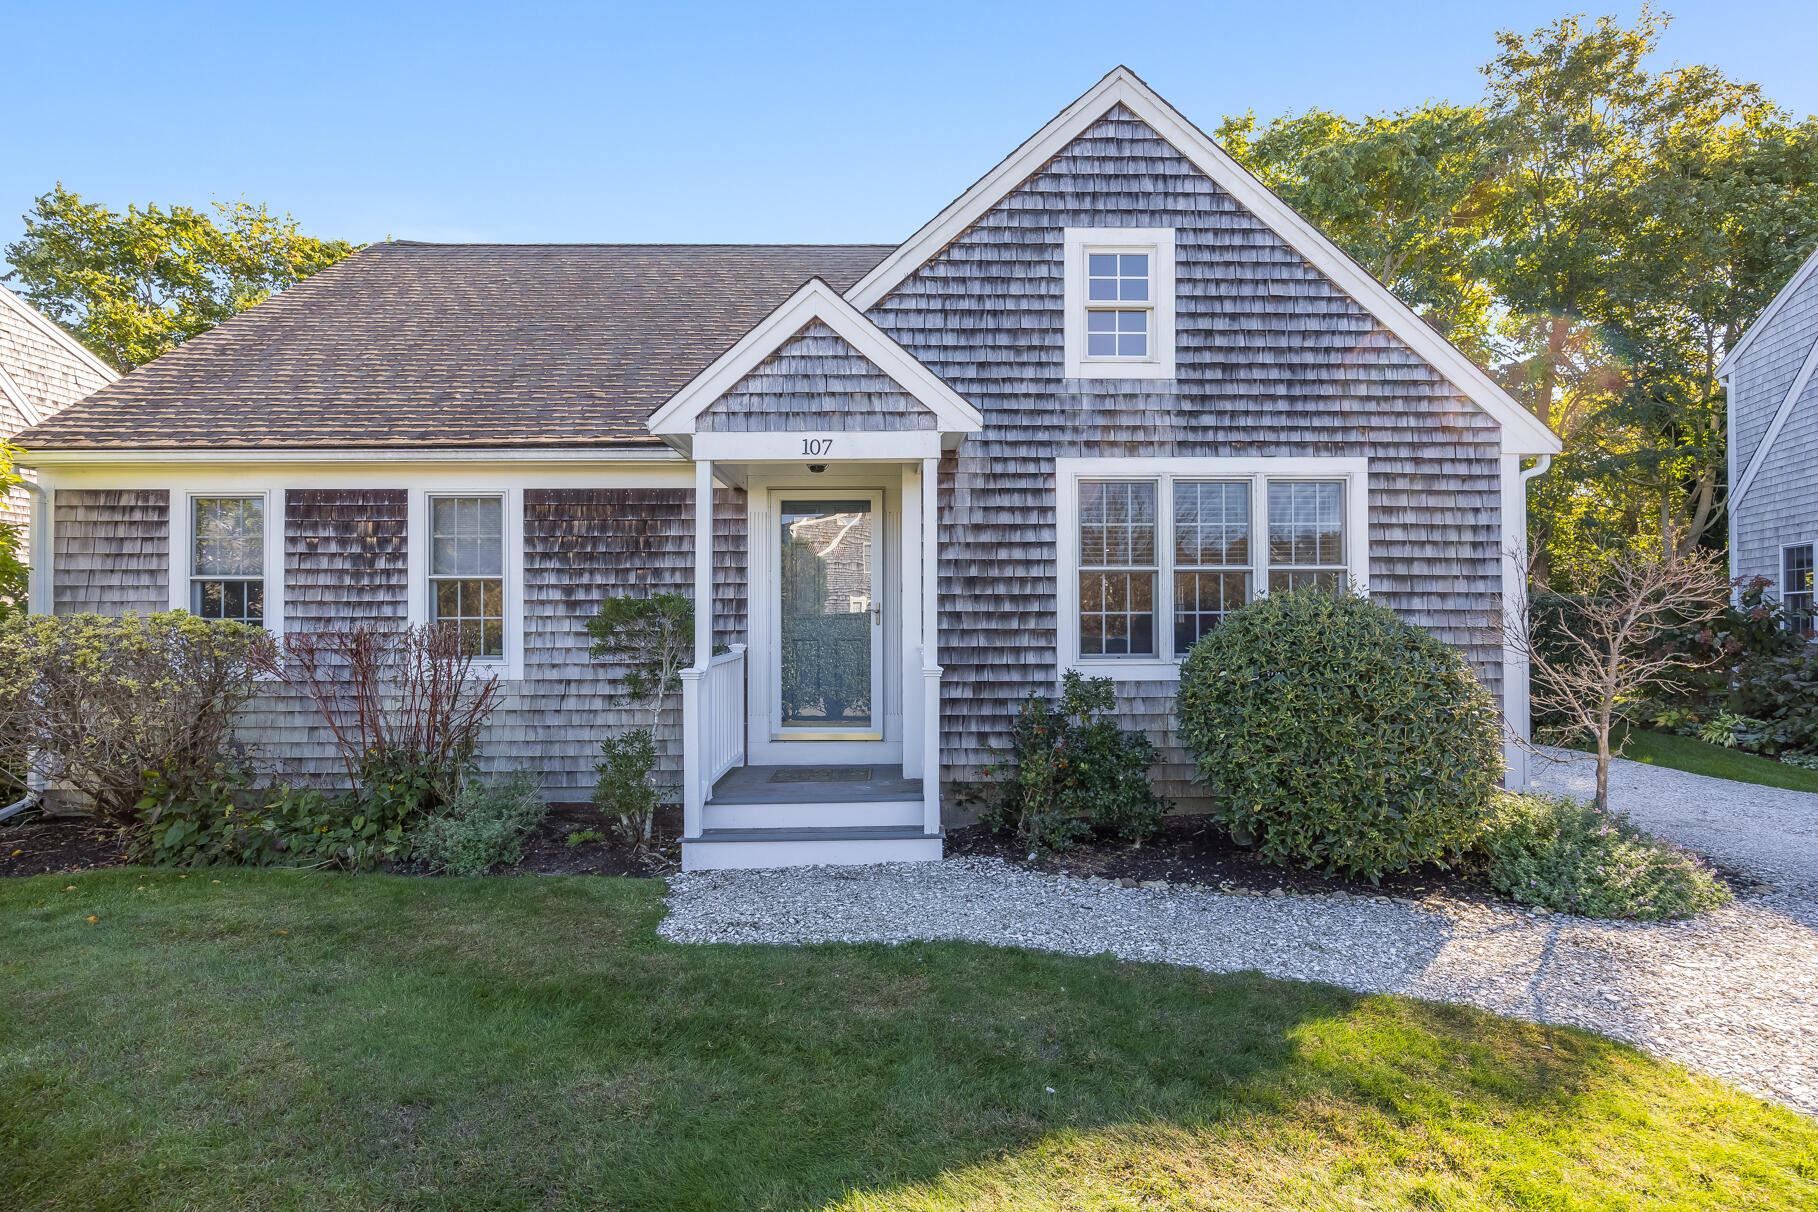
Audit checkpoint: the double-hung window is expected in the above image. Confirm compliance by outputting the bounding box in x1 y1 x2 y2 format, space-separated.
1059 459 1366 676
191 496 265 624
1064 228 1176 378
1785 544 1814 637
429 495 505 659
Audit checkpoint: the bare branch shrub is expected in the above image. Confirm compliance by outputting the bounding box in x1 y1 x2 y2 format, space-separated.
1507 541 1730 811
252 623 502 808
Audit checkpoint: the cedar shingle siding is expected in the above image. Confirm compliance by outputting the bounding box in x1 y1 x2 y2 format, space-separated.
699 321 938 432
285 490 410 629
864 106 1503 797
1727 259 1818 592
52 490 170 615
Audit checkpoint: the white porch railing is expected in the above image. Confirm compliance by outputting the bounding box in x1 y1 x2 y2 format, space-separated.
681 643 745 838
705 645 747 787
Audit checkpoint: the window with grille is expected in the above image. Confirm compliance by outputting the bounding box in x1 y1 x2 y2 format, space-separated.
1085 252 1151 359
429 495 505 659
1063 462 1360 672
1786 544 1814 637
1267 481 1347 593
191 496 265 624
1078 480 1157 657
1063 228 1175 378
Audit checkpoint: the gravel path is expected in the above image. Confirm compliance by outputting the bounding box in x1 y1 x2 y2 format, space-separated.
663 756 1818 1119
1529 746 1818 904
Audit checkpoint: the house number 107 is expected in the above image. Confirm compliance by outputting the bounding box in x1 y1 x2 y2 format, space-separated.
801 438 833 456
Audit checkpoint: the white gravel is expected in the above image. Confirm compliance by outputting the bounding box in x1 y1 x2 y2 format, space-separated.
663 754 1818 1119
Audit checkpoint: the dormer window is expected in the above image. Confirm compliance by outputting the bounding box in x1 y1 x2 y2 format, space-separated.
1064 228 1175 379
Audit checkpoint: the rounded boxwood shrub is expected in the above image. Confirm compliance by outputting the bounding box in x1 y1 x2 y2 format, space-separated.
1175 588 1503 881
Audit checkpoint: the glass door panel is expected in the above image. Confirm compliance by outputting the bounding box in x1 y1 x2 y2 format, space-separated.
778 498 876 731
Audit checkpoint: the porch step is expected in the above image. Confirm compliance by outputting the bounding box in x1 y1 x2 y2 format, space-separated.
702 799 923 830
681 825 944 871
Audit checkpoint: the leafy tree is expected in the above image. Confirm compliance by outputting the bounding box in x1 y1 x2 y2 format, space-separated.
0 443 25 620
3 185 355 370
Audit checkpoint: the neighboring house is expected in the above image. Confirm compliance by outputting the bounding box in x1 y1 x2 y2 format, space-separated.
1721 243 1818 635
11 69 1561 869
0 283 116 541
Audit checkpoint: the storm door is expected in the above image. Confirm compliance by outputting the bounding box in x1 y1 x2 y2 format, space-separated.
773 492 884 740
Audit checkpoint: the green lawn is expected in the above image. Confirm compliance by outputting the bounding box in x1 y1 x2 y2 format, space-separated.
2 871 1814 1211
1580 726 1818 794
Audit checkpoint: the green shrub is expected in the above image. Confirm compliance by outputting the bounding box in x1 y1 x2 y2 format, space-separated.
980 671 1167 854
132 764 407 871
1175 588 1502 881
409 771 548 876
0 611 268 824
1474 792 1731 920
593 729 662 851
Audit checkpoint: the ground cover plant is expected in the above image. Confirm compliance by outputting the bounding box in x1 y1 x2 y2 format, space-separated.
1176 588 1503 881
409 771 549 876
1474 792 1732 920
2 871 1813 1211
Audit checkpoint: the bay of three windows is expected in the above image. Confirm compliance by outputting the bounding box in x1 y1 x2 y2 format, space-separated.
1077 476 1347 660
189 493 507 659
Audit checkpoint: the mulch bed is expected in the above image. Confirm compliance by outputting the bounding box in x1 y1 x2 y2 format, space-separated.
0 814 131 877
946 814 1509 906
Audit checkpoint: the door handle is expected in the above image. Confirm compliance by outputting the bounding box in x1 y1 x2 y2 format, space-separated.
870 601 882 624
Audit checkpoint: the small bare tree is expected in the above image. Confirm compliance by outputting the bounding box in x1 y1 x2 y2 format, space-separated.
585 592 695 851
1507 541 1730 812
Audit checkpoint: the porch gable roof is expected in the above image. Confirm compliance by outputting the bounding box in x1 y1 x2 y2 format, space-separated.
646 278 984 452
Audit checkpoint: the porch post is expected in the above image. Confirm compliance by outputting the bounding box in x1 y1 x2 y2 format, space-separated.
682 458 714 839
920 456 942 835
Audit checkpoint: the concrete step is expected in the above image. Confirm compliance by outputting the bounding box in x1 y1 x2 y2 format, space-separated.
681 825 943 871
701 798 923 830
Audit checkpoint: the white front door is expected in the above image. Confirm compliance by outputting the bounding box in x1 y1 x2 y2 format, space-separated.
771 489 884 741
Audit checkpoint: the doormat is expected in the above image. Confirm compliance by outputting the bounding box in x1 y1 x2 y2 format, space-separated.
769 766 874 784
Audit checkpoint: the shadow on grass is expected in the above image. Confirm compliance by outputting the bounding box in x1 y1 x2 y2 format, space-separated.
1 870 1812 1211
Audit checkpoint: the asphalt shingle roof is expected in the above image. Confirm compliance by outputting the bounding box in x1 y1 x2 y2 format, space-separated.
16 241 895 450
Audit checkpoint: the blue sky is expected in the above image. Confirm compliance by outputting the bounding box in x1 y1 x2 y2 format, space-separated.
6 0 1817 269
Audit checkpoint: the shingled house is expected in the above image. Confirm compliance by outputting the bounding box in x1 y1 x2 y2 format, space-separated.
13 70 1561 869
0 283 116 546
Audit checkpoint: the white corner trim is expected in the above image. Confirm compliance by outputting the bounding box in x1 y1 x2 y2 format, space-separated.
647 277 984 437
845 67 1561 457
1062 228 1176 380
0 363 42 426
1732 329 1818 509
0 282 119 385
1054 455 1369 681
1719 244 1818 377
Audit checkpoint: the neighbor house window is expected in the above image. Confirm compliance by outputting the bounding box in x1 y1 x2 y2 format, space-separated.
429 495 505 659
1058 458 1367 677
191 496 265 624
1063 228 1176 378
1786 544 1814 637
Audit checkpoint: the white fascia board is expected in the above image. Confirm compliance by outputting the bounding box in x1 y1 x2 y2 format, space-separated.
15 445 686 469
1719 244 1818 378
0 364 43 426
0 283 120 385
1732 330 1818 509
693 430 941 462
846 66 1562 458
646 277 983 436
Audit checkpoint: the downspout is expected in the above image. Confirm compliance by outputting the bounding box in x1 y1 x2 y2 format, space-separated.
1520 454 1553 490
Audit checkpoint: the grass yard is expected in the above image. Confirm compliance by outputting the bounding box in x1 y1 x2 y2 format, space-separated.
1582 726 1818 794
2 871 1814 1211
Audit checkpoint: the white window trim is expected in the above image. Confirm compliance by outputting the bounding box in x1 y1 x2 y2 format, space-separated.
169 489 282 635
407 487 525 679
1055 456 1369 680
1063 227 1176 379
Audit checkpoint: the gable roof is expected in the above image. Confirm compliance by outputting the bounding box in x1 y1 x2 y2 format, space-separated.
14 242 893 451
847 67 1562 456
0 283 117 431
648 278 983 449
1718 242 1818 379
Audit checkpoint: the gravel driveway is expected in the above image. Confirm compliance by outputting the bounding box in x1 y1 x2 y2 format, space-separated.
663 755 1818 1119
